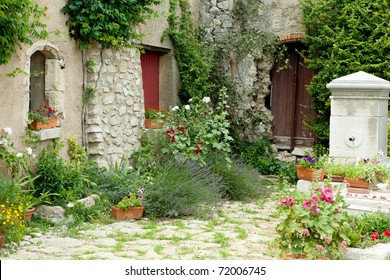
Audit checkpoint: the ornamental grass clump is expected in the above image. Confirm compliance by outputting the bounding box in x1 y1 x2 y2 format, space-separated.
143 159 227 219
274 183 350 259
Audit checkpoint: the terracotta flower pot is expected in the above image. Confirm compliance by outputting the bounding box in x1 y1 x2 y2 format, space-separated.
144 118 166 129
24 207 35 221
344 178 370 189
0 230 6 248
31 117 58 130
296 165 325 182
283 253 307 260
111 206 144 220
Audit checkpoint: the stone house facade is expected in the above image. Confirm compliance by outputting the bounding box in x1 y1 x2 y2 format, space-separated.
0 0 305 167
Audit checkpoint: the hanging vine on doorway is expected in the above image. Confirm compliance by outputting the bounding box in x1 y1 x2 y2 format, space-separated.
61 0 161 148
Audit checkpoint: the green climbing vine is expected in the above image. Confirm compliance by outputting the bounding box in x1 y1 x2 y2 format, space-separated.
163 0 217 102
61 0 161 50
0 0 48 65
301 0 390 146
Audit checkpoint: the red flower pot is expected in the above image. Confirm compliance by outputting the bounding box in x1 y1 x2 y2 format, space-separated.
31 117 58 130
111 206 144 220
296 165 325 182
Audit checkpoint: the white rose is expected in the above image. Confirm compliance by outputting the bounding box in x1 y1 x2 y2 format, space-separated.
171 106 179 112
25 147 33 155
16 153 23 158
202 97 211 103
184 105 190 110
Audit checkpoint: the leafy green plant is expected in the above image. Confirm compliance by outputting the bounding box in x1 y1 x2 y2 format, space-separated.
301 0 390 145
347 211 390 248
163 88 233 166
207 154 271 201
344 156 390 183
145 108 168 120
116 189 143 210
274 184 350 259
61 0 160 50
164 0 217 101
234 138 297 182
0 0 48 65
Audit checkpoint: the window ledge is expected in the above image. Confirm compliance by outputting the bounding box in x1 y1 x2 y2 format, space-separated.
31 128 61 141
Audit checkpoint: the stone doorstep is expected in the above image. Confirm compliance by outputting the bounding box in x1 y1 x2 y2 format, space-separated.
296 180 390 214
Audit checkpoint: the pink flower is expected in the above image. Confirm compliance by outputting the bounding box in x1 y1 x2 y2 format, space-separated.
288 198 295 207
324 236 331 244
341 240 347 247
138 195 143 200
280 198 288 207
320 187 334 203
138 188 144 193
314 207 320 215
303 199 313 210
302 229 310 237
316 245 324 251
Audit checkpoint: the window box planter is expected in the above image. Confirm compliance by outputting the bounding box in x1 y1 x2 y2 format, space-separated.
110 206 144 220
30 117 58 130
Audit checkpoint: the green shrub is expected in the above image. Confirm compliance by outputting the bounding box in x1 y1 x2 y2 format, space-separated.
143 159 226 219
347 211 390 248
35 145 95 204
207 154 271 201
235 138 297 182
65 197 111 227
91 160 138 205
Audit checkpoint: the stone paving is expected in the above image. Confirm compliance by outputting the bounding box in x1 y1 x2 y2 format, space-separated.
1 199 389 260
0 200 280 260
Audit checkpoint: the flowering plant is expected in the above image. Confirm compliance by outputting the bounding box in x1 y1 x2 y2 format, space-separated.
295 155 322 169
344 154 390 183
28 104 60 123
145 107 167 120
274 183 350 259
163 88 232 165
116 188 144 210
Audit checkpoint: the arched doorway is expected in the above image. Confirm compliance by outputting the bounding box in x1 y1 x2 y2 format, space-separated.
270 41 316 151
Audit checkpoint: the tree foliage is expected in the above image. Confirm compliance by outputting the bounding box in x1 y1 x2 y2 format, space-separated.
61 0 161 50
301 0 390 145
0 0 47 65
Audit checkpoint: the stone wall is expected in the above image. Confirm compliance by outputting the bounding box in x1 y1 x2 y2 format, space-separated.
85 47 145 166
199 0 304 142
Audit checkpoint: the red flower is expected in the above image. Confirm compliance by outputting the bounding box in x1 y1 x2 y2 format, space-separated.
166 128 175 136
193 145 202 154
178 126 185 134
384 229 390 236
371 232 380 241
199 141 204 146
171 136 176 142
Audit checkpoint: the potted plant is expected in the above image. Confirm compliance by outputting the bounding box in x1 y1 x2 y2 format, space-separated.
111 188 144 220
274 183 350 260
344 156 390 190
144 107 167 129
295 155 325 182
322 157 347 182
28 104 60 130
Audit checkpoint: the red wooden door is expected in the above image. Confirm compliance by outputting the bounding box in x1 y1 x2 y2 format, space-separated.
270 43 315 150
141 51 160 109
